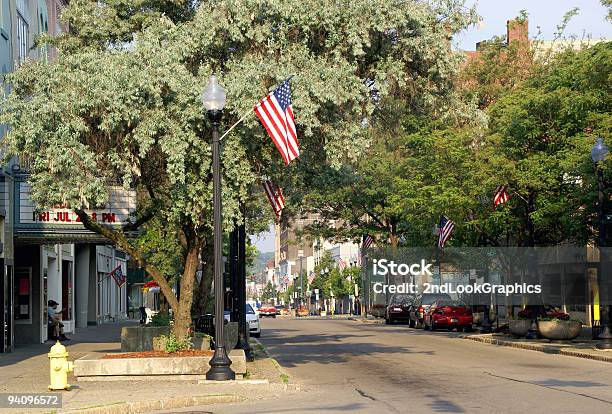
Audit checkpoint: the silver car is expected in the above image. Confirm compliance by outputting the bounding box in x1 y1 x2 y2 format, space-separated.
246 303 261 338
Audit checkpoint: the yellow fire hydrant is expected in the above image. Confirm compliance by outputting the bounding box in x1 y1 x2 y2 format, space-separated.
48 340 74 391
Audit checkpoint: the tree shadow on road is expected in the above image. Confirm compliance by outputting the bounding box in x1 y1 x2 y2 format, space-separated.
260 331 435 367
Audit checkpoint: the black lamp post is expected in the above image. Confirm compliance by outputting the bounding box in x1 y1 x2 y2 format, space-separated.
592 137 612 350
202 75 235 380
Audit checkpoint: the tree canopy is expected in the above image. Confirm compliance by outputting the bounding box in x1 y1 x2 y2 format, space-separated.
0 0 477 336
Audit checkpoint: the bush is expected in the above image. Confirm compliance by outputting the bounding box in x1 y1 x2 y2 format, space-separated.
158 333 193 353
149 312 171 326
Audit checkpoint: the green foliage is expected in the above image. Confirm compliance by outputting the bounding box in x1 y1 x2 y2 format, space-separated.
159 333 193 353
260 281 277 303
149 312 171 326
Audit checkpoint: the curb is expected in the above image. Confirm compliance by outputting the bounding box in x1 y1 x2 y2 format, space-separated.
60 394 245 414
348 317 384 324
250 338 294 389
461 334 612 363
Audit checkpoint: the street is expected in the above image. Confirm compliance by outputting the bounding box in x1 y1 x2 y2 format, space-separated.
191 317 612 414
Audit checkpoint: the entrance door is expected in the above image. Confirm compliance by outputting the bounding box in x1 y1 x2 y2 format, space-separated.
0 260 5 353
3 265 13 352
61 261 73 325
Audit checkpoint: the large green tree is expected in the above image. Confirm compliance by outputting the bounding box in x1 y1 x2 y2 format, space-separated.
1 0 478 336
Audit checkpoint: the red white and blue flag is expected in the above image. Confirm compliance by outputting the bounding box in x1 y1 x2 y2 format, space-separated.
109 265 126 287
263 179 286 218
255 78 299 165
362 234 374 249
494 185 510 207
438 216 455 249
338 258 347 271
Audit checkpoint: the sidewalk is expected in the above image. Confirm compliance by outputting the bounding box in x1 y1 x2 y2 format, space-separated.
348 316 612 363
0 320 295 414
460 333 612 363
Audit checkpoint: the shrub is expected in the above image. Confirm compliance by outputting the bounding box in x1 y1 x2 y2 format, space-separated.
159 333 192 353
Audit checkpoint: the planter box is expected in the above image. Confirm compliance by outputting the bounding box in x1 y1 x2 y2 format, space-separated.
121 326 170 352
153 336 210 351
74 349 246 380
192 337 211 351
509 319 532 337
538 320 582 341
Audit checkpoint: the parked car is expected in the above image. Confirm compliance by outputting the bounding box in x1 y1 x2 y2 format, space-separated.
259 303 277 318
275 305 286 315
409 293 452 328
385 294 414 324
246 303 261 337
424 300 473 332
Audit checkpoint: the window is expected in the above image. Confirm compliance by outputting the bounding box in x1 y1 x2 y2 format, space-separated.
14 268 32 323
16 12 28 64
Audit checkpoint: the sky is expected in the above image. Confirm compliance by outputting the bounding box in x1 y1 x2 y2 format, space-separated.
454 0 611 50
250 223 275 253
251 1 610 254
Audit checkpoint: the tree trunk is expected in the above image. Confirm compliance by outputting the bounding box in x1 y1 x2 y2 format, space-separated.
196 241 215 314
173 239 202 338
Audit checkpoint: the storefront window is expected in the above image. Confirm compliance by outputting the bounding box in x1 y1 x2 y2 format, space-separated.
14 268 31 322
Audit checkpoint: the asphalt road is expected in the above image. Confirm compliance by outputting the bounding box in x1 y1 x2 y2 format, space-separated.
179 317 612 413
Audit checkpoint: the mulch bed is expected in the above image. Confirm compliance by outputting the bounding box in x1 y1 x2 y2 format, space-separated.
103 350 214 359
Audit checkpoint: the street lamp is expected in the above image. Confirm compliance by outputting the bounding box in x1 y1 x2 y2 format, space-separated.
298 250 304 314
202 75 235 380
592 137 612 350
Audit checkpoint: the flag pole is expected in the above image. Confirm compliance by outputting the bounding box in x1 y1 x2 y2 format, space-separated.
219 104 260 141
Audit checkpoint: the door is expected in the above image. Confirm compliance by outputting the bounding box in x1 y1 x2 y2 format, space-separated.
0 266 13 352
0 260 5 352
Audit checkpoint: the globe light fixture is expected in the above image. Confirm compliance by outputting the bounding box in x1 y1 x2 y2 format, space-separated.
591 137 609 163
201 75 226 112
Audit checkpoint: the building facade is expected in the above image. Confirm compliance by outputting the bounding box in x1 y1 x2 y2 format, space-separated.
0 0 134 353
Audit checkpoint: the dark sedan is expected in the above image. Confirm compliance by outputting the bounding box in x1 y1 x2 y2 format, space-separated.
424 300 473 332
385 294 414 325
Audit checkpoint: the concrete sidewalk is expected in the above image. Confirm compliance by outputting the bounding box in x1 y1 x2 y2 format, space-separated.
460 333 612 363
349 316 612 363
0 320 292 414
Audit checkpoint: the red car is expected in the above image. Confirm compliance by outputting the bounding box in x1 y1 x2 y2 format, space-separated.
258 304 277 318
424 300 473 332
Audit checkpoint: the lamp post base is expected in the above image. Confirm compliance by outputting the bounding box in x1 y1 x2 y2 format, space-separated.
597 326 612 350
480 306 493 334
206 346 235 381
525 319 538 340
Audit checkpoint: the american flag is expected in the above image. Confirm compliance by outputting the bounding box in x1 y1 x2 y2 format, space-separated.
338 258 347 271
438 216 455 249
494 185 510 207
254 78 299 165
282 274 289 284
263 179 285 218
362 234 374 249
307 272 315 284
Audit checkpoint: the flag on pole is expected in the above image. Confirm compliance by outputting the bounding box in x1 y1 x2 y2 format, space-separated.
109 265 126 287
307 272 315 284
493 185 510 207
362 234 374 249
263 179 286 218
338 258 347 271
438 216 455 249
283 274 289 284
254 78 299 165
